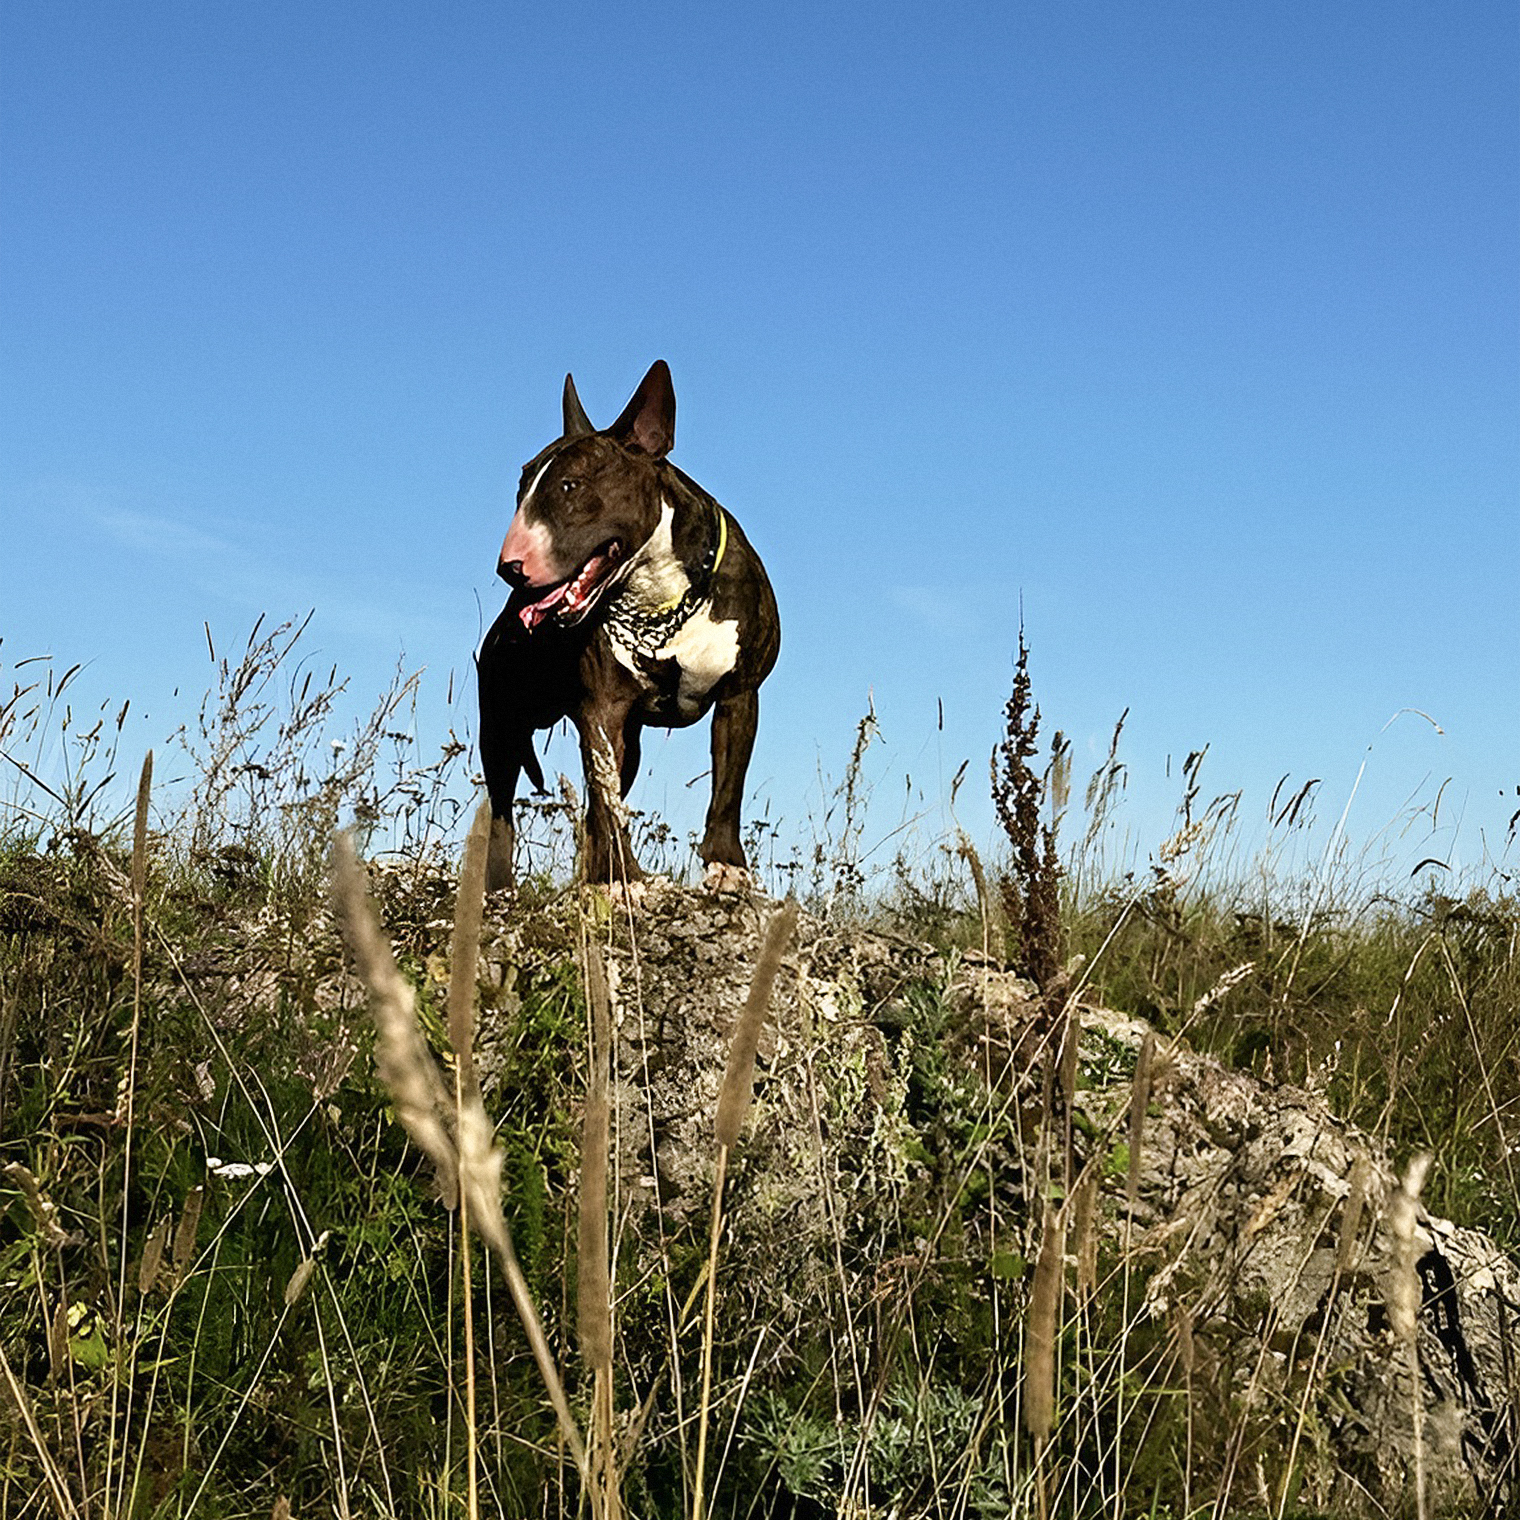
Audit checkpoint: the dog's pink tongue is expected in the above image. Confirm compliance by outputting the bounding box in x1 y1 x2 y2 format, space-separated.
517 550 613 632
519 582 571 631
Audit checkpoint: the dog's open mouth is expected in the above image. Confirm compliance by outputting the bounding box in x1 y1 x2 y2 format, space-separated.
515 541 624 632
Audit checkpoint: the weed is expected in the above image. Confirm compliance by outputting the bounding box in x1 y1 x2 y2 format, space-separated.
992 632 1064 991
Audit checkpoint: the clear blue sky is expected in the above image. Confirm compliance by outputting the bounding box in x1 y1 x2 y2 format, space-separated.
4 2 1516 882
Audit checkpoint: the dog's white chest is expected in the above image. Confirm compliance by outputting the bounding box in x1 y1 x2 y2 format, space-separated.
610 601 739 718
619 503 690 611
605 504 739 718
665 605 740 712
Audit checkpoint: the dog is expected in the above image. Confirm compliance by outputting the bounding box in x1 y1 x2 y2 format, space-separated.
477 361 780 889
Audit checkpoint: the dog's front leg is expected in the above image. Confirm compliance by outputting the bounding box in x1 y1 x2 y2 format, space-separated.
575 703 643 885
701 687 759 874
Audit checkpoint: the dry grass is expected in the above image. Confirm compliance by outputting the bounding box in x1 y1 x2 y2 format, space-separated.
695 899 798 1520
0 620 1514 1517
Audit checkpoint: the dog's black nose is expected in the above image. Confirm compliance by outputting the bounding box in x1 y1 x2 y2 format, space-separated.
498 559 526 587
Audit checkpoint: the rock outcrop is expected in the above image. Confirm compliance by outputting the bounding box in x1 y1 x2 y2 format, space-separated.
401 872 1520 1514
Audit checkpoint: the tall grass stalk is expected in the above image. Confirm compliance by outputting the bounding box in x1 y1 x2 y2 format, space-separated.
1024 1201 1065 1520
106 750 152 1518
578 938 619 1520
694 898 798 1520
0 1340 81 1519
1390 1152 1433 1520
450 802 492 1519
331 830 588 1475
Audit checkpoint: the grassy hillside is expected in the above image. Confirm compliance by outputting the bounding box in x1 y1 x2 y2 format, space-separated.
0 625 1515 1517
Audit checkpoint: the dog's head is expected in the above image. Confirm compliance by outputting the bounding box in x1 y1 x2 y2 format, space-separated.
498 361 676 633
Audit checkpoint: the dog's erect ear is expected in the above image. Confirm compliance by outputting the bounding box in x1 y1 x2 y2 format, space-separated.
562 374 595 438
608 360 675 458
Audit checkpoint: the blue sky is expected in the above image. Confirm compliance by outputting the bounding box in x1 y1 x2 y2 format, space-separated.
4 2 1517 882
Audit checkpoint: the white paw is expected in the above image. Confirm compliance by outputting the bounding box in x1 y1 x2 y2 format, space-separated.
702 861 751 895
606 878 651 908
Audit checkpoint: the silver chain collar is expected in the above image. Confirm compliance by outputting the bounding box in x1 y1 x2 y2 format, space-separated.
603 506 726 658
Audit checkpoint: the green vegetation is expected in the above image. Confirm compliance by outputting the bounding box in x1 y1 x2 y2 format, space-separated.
0 622 1514 1517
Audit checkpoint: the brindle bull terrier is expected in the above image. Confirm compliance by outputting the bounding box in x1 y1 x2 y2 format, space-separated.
478 361 779 888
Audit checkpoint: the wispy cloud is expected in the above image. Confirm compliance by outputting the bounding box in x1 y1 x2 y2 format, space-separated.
888 583 985 641
89 495 475 737
97 507 238 562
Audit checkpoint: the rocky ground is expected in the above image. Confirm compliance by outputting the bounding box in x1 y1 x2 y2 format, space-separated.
439 875 1518 1515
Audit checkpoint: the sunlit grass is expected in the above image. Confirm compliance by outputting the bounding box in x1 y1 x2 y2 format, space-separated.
0 618 1513 1517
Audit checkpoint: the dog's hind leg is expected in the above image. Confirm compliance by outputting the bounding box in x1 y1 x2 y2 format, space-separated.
479 753 520 891
477 707 521 892
701 687 759 876
485 812 515 892
478 618 538 892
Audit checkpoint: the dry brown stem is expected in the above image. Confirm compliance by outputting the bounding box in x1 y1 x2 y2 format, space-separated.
1389 1152 1432 1520
578 937 619 1520
696 898 800 1520
1126 1032 1156 1212
331 829 586 1473
715 899 799 1150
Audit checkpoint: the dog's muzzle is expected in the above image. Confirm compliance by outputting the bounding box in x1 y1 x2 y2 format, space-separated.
508 541 626 633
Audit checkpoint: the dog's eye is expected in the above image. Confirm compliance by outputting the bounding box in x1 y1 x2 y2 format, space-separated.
560 479 579 495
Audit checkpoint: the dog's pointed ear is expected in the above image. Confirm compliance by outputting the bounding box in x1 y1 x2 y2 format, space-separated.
608 360 675 458
562 374 595 437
